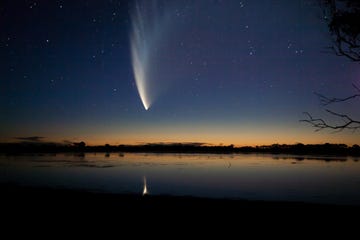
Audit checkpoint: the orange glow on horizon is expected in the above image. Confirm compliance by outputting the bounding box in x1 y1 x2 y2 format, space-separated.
30 132 358 147
1 123 358 147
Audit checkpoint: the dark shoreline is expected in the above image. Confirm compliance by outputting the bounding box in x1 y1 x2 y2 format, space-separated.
2 184 359 231
2 184 359 210
1 142 360 156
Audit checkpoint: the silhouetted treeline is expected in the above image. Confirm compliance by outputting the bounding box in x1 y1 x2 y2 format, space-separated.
0 142 359 156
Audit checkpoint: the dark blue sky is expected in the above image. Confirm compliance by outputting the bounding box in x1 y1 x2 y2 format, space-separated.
1 0 358 145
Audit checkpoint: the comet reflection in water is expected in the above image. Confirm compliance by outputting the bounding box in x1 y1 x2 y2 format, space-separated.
130 0 169 110
143 176 148 196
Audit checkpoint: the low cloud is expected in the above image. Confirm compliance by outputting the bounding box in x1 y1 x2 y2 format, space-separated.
15 136 45 142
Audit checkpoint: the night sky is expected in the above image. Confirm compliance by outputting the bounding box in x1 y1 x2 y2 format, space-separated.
1 0 359 146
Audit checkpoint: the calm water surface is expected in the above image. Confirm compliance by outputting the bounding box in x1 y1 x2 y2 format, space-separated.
1 153 360 205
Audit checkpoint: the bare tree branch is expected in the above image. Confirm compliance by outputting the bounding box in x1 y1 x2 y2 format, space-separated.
301 84 360 132
314 84 360 106
301 111 360 132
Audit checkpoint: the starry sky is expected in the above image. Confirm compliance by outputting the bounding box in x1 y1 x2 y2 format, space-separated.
1 0 359 146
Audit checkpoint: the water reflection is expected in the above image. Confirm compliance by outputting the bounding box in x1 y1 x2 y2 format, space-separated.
0 153 359 205
143 176 148 196
272 155 348 162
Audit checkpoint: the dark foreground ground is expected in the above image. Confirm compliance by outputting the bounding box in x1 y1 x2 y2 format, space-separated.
1 184 359 235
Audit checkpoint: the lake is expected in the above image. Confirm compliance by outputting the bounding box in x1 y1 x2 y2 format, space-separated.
1 153 360 205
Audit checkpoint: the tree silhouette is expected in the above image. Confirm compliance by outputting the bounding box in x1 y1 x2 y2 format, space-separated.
73 141 86 150
301 0 360 131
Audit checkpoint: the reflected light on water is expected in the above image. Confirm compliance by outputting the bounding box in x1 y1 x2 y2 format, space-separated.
1 153 360 205
143 176 148 196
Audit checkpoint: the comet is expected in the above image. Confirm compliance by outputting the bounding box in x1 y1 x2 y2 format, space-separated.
130 40 150 110
143 176 149 196
130 1 180 110
130 0 164 110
